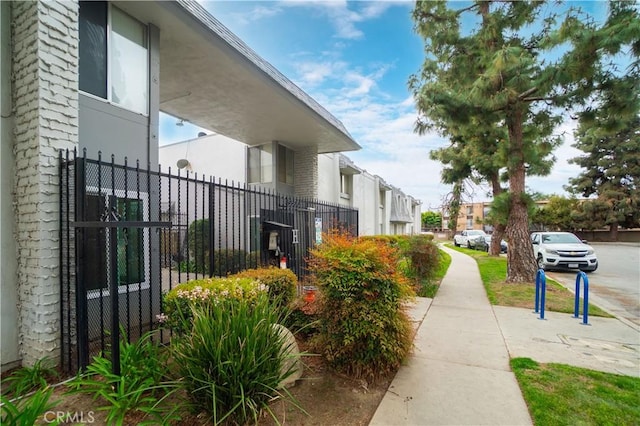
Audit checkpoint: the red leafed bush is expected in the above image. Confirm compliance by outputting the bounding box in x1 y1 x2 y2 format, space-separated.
308 230 414 381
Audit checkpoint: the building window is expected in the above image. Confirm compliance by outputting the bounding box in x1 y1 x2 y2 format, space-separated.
466 205 473 215
466 218 473 229
115 198 144 285
84 194 146 291
340 173 352 198
79 1 148 115
248 144 273 183
277 145 294 185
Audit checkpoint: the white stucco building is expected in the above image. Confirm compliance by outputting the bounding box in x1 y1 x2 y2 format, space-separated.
159 134 422 237
1 0 364 371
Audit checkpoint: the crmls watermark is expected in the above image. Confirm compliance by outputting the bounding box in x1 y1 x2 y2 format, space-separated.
43 411 96 423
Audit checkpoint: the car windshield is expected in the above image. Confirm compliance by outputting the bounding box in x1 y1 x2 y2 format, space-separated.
541 233 582 244
468 230 485 236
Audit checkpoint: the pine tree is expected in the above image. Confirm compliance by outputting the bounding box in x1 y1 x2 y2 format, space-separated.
567 2 640 240
409 1 637 281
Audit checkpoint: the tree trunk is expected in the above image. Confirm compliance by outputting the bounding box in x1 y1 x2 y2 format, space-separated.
489 173 505 256
609 222 619 241
490 223 506 256
505 107 537 283
448 181 463 232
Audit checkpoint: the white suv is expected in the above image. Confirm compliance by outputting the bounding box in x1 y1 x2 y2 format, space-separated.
531 232 598 272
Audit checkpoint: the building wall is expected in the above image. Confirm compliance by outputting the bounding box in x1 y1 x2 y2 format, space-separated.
352 170 379 236
293 146 318 199
317 153 340 204
10 0 79 367
451 201 489 232
159 134 246 182
159 137 422 238
0 0 19 371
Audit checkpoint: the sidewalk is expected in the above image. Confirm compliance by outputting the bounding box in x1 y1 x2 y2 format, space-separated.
370 246 533 426
370 246 640 425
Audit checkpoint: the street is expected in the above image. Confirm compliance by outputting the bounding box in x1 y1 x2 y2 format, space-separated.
546 243 640 330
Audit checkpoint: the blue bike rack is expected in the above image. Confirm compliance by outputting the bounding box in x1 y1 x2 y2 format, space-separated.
534 269 546 320
574 271 590 325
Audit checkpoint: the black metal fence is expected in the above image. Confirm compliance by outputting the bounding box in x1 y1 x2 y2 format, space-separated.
59 149 358 373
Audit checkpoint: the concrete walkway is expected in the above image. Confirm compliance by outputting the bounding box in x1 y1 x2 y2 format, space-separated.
370 246 533 426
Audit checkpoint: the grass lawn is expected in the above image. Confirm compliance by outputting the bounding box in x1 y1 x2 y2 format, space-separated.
511 357 640 425
445 244 611 317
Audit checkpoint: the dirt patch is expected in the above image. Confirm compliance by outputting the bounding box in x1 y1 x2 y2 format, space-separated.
35 346 391 425
257 355 392 426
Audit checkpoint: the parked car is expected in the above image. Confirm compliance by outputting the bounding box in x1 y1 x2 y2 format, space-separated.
479 235 508 253
531 231 598 272
453 230 487 248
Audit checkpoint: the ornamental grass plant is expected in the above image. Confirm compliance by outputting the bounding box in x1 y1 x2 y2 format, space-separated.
170 294 301 425
67 328 181 425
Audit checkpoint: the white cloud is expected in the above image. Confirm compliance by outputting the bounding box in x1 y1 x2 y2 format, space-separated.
294 60 347 86
278 0 393 40
209 3 284 25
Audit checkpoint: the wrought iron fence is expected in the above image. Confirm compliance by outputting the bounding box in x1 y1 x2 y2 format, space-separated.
59 149 358 373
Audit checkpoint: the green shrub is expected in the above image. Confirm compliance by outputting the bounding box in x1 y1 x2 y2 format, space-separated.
211 248 251 276
286 293 321 337
170 295 300 425
405 234 441 281
359 234 410 251
162 277 266 333
230 267 298 311
187 218 210 271
179 247 252 277
1 357 58 398
67 328 181 425
308 230 414 381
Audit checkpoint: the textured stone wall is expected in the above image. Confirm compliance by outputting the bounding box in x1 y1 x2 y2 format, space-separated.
11 0 79 365
293 146 318 199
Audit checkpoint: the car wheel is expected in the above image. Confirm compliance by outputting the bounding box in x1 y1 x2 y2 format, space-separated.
467 242 472 249
537 255 546 271
454 241 459 247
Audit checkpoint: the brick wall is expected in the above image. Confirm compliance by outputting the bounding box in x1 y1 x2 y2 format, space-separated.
11 0 79 365
294 146 318 199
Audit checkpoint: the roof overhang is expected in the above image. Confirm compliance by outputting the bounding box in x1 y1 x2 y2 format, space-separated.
115 0 360 154
339 155 362 175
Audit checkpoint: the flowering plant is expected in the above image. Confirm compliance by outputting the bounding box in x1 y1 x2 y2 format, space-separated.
160 277 268 333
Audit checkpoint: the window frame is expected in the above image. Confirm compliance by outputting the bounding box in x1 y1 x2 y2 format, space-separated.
248 144 274 184
84 187 150 299
79 2 149 116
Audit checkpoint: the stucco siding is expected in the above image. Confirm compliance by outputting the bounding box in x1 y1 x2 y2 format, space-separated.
352 172 377 236
317 153 339 203
159 134 246 182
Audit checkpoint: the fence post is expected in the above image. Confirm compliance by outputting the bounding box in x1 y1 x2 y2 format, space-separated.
535 269 546 320
574 271 590 325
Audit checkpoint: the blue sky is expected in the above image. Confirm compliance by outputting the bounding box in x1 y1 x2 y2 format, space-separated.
159 1 611 210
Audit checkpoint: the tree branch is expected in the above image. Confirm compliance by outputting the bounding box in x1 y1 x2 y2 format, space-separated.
522 96 556 102
518 87 538 99
455 4 478 16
